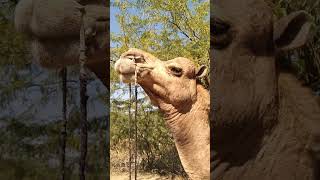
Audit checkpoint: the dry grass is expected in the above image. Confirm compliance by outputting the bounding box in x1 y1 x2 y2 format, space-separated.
110 172 184 180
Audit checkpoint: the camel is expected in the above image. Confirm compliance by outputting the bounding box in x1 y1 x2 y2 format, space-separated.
14 0 109 87
212 0 320 179
114 48 210 179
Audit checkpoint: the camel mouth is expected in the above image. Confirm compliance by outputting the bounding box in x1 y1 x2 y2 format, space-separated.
119 73 135 83
115 56 155 84
116 64 136 83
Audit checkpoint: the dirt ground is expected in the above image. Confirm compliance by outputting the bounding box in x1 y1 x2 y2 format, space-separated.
110 172 185 180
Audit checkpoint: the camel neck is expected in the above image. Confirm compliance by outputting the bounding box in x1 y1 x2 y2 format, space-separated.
164 85 210 179
163 85 209 142
213 73 320 179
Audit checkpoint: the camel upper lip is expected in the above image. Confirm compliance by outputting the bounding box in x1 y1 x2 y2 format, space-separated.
115 56 154 77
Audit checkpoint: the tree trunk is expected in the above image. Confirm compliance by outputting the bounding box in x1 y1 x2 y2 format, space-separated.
79 7 88 180
128 85 132 180
134 85 138 180
60 68 67 180
79 70 88 180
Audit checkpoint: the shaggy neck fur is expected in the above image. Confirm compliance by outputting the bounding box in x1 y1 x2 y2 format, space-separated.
212 72 320 180
157 85 210 179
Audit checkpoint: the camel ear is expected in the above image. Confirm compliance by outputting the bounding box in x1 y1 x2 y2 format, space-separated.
274 11 313 52
196 65 207 78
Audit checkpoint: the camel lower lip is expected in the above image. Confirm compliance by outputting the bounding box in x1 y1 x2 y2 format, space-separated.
121 72 135 76
118 68 136 76
120 73 135 83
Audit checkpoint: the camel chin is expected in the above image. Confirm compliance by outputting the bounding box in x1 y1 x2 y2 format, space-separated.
120 74 135 84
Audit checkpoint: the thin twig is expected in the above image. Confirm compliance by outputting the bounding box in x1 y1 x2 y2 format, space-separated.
60 68 67 180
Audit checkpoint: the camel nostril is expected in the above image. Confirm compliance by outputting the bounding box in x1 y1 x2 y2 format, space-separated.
126 56 145 63
134 57 145 63
125 56 135 61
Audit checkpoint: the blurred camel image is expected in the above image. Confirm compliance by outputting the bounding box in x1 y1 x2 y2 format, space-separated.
14 0 108 87
212 0 319 179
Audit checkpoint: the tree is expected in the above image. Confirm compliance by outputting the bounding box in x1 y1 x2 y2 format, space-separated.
111 0 210 77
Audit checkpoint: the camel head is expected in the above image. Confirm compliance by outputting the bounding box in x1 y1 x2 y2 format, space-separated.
115 48 207 112
14 0 109 87
212 0 312 136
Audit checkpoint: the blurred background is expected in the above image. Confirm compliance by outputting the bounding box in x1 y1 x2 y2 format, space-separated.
272 0 320 94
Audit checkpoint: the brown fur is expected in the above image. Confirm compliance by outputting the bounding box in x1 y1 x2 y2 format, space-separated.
213 73 320 179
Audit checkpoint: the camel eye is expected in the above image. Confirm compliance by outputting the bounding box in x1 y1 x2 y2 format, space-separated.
212 18 232 49
212 18 230 35
168 66 183 77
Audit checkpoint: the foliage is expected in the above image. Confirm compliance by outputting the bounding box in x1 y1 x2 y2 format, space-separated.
111 0 210 81
110 90 185 175
0 113 109 180
273 0 320 92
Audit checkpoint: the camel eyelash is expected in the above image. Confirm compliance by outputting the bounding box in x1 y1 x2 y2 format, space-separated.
168 66 183 77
